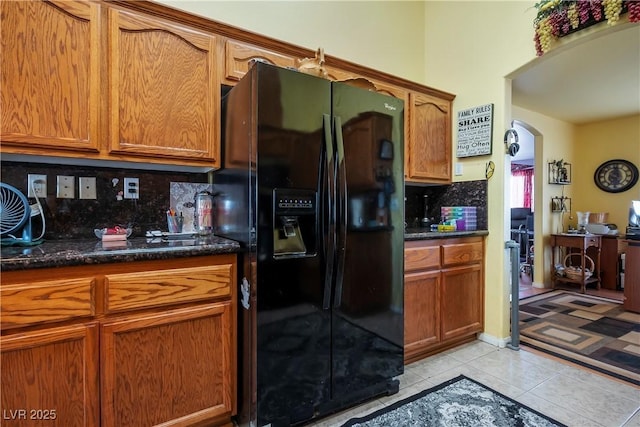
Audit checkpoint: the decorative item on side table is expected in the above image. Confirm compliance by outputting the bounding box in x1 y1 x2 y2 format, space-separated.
576 211 590 234
548 159 571 184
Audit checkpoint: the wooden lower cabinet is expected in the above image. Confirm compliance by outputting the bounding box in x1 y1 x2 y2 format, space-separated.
404 270 440 355
441 264 483 341
0 323 100 427
1 255 237 427
404 237 484 364
101 303 234 427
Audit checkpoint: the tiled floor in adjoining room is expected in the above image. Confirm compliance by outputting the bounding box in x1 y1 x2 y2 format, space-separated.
311 341 640 427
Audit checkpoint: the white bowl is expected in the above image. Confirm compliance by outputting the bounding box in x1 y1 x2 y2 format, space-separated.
94 227 133 239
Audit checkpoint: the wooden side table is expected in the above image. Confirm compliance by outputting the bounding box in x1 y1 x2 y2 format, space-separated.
623 241 640 313
550 233 601 293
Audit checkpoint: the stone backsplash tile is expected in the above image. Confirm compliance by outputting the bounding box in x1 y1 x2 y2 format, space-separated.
1 162 209 240
2 161 488 239
405 180 488 229
170 182 214 233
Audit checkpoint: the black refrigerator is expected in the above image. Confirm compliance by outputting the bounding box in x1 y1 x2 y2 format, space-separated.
215 62 404 426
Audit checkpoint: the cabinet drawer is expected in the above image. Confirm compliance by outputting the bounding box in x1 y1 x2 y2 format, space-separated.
405 245 440 272
1 278 96 330
105 264 233 313
442 242 483 267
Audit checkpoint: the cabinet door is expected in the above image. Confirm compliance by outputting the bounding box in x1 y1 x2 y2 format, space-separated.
224 40 296 83
441 264 483 341
1 323 99 427
404 270 440 361
101 303 235 427
108 8 219 164
406 92 452 183
0 0 100 153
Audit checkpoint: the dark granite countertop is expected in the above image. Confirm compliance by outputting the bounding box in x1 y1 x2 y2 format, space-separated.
2 230 489 271
404 228 489 241
0 236 241 272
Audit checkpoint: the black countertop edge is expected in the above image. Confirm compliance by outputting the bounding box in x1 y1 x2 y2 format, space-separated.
0 236 242 272
404 229 489 241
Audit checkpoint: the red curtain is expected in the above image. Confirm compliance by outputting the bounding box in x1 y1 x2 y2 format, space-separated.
512 169 534 208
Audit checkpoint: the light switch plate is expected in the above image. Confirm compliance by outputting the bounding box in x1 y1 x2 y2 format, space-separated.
124 177 139 199
79 177 97 199
56 175 75 199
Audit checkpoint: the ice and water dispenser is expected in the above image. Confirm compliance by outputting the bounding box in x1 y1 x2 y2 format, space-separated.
272 188 317 258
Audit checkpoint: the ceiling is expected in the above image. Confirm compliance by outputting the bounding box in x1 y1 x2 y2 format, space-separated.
511 24 640 125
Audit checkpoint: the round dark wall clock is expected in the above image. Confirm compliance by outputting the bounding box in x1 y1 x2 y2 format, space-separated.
593 159 639 193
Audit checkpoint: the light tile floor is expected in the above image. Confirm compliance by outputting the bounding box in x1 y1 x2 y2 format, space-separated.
310 341 640 427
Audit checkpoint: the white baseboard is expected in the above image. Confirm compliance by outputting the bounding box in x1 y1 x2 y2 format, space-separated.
478 332 510 348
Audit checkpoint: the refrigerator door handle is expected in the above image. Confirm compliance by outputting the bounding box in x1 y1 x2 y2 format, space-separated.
322 113 335 310
333 115 347 308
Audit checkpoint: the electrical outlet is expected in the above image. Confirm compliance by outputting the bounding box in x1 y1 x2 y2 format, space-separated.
27 174 47 198
79 177 97 200
124 177 139 199
56 175 75 199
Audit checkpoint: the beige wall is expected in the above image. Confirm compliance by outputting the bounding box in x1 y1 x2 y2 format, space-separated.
574 114 640 228
155 0 427 83
423 1 538 341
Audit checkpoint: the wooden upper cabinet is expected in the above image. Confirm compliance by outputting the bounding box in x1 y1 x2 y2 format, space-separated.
224 40 296 83
406 92 453 184
108 8 219 164
0 0 100 153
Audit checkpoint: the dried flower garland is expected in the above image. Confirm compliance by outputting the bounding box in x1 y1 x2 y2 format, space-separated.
534 0 640 56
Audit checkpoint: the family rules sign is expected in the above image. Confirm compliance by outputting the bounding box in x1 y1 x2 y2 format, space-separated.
456 103 493 157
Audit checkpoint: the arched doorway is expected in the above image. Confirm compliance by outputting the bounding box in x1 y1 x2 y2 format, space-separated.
510 120 546 297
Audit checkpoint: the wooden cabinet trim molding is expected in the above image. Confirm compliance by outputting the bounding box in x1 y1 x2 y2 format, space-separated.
1 277 96 330
224 40 296 82
104 263 233 313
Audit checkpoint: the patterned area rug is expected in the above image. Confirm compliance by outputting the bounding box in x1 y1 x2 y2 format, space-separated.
519 291 640 386
340 375 565 427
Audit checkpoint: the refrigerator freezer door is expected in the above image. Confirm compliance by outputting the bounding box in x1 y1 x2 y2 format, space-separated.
251 63 335 426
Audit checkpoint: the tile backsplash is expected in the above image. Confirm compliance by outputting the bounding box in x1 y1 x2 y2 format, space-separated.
405 180 488 229
169 182 214 233
2 161 489 240
1 161 209 240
